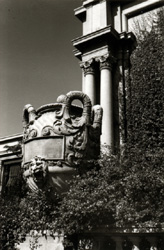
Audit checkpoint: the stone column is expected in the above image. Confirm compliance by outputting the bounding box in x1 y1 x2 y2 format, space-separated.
80 59 96 105
82 71 85 93
99 53 115 148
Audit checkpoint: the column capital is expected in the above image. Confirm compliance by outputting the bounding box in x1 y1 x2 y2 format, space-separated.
80 58 95 76
96 53 116 70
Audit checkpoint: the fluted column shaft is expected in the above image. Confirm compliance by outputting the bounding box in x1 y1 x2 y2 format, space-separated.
80 59 96 105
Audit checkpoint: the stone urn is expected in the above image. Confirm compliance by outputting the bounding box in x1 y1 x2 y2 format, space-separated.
22 91 102 196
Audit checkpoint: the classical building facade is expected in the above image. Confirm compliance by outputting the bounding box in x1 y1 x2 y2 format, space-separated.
0 0 163 249
72 0 163 147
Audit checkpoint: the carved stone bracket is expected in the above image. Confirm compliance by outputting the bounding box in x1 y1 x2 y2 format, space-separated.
80 58 95 76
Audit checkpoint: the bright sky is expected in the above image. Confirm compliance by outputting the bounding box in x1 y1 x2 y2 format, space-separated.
0 0 82 137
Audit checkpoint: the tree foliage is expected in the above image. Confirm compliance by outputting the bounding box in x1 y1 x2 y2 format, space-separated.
126 7 164 151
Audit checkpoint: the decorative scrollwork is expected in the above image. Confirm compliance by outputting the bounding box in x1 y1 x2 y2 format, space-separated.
66 127 88 166
29 129 37 139
42 126 54 136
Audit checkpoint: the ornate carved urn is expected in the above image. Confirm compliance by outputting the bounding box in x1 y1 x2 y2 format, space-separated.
22 91 102 195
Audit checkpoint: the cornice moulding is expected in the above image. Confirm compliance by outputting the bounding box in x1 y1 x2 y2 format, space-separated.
0 133 22 143
74 6 86 21
122 0 163 18
72 25 119 51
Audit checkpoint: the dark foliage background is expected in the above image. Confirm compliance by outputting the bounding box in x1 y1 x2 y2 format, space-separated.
126 8 164 151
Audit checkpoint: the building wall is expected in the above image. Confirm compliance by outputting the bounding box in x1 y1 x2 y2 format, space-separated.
0 134 22 194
